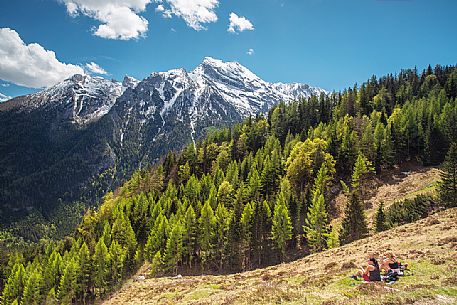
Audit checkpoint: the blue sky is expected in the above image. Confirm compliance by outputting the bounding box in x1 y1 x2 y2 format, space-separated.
0 0 456 99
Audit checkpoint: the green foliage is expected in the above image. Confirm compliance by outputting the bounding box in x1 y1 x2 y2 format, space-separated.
199 200 216 267
326 224 340 249
351 152 375 191
271 196 293 260
384 195 435 227
339 192 368 245
375 202 388 232
3 65 457 304
304 164 332 253
93 238 110 296
439 142 457 207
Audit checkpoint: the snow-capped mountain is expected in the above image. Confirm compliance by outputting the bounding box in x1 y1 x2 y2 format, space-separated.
0 57 324 225
0 74 123 125
116 57 325 146
0 92 11 103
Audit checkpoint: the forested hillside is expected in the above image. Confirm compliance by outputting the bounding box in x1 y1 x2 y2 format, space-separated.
1 65 457 305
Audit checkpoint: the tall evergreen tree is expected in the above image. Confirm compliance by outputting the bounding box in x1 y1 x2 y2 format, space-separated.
439 142 457 207
340 192 368 245
183 205 198 268
375 202 388 232
93 238 110 296
271 195 293 261
2 263 26 305
304 164 331 253
163 222 184 275
199 200 216 267
21 268 43 305
58 259 79 305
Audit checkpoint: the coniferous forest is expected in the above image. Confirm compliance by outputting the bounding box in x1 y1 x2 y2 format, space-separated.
1 65 457 304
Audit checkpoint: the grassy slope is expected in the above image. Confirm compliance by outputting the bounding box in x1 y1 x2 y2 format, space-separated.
101 168 456 305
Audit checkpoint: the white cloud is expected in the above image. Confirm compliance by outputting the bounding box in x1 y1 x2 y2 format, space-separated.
228 12 254 33
155 4 165 12
85 62 108 75
247 48 255 56
0 93 12 102
62 0 151 40
0 28 84 88
156 0 219 30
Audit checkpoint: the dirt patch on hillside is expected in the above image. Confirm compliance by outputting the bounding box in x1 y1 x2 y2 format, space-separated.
333 164 441 228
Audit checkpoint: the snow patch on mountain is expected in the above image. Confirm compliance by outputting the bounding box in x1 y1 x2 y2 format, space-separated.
0 93 11 103
4 74 123 125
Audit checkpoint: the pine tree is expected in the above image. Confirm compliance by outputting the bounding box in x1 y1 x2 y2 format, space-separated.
2 262 26 305
163 221 184 274
214 203 230 271
150 251 163 276
271 195 293 261
183 205 198 268
439 142 457 207
199 200 216 268
340 192 369 245
21 268 43 305
109 240 126 285
305 193 329 253
78 242 92 303
351 152 374 194
326 224 340 249
93 238 110 296
145 213 169 261
58 259 79 305
375 202 388 232
304 164 331 253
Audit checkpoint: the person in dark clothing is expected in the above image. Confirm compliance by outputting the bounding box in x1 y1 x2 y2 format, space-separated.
351 256 382 282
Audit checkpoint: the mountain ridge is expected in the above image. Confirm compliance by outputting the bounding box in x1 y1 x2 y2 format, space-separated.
0 57 325 228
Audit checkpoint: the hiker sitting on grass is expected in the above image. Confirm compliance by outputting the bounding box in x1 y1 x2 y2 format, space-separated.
350 257 381 282
381 252 404 275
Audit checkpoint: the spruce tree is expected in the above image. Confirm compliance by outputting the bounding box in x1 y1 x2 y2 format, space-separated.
339 192 368 245
214 203 230 270
199 200 216 268
58 259 79 305
2 263 26 305
21 268 43 305
326 224 340 249
439 142 457 207
271 195 293 261
150 251 163 276
109 240 126 285
78 242 92 303
183 205 198 268
375 202 388 232
240 202 254 269
93 238 110 296
163 222 184 274
305 193 329 253
304 164 331 253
